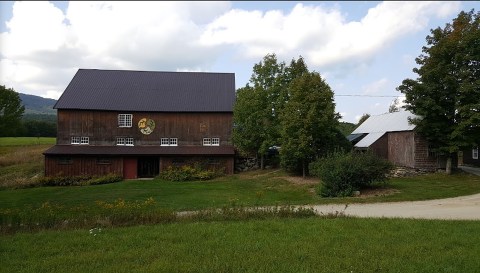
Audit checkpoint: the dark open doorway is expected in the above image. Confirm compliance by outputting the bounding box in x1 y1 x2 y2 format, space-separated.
137 157 159 178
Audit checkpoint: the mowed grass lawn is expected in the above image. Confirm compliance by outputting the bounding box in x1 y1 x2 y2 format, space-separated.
2 218 480 273
1 170 479 212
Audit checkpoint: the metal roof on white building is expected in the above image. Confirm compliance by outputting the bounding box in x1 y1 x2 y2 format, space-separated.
354 132 386 148
352 110 418 134
350 110 420 148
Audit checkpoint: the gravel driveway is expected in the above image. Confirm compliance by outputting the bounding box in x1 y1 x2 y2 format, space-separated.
312 193 480 220
311 165 480 220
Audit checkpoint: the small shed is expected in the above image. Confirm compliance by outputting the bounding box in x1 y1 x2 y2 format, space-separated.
348 111 445 170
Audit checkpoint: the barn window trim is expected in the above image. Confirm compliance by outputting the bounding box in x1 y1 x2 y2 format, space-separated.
71 136 80 144
80 136 89 145
203 137 220 146
71 136 89 145
473 147 479 160
116 137 134 146
118 114 133 128
161 138 178 146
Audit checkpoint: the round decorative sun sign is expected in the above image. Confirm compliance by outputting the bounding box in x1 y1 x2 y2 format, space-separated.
138 118 155 135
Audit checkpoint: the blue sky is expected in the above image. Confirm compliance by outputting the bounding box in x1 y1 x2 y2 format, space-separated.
1 1 479 123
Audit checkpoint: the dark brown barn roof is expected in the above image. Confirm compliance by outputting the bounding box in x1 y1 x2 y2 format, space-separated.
43 145 235 156
54 69 236 112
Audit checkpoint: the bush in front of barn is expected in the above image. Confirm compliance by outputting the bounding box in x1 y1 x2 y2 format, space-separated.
38 173 122 187
159 165 224 181
309 151 394 197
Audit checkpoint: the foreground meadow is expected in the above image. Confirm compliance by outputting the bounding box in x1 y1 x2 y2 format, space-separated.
2 218 480 273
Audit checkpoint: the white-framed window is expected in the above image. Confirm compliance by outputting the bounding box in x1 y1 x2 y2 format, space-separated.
211 138 220 146
161 138 178 146
203 137 220 146
80 136 89 145
203 138 211 146
161 138 170 146
117 137 134 146
118 114 133 127
473 147 479 160
71 136 89 145
71 136 81 144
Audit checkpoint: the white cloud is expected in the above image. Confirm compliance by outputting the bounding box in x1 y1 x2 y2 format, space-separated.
362 78 388 94
0 1 462 99
201 1 460 70
0 1 231 98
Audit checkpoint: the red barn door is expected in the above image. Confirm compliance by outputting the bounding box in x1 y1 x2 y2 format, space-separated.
123 157 137 179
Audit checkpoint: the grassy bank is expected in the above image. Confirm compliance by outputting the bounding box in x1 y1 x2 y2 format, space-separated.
1 170 479 233
0 137 55 189
0 145 53 189
1 171 479 211
2 217 479 273
0 137 55 146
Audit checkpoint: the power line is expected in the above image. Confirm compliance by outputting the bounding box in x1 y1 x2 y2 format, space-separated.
335 94 400 97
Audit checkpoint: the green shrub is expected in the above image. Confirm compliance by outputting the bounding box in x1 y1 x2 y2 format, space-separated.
159 165 223 181
309 151 394 197
82 173 123 186
37 174 122 187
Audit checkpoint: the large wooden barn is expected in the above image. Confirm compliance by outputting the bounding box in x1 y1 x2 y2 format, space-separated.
44 69 236 179
348 111 450 170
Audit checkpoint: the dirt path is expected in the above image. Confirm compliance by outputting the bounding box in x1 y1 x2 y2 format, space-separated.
310 193 480 220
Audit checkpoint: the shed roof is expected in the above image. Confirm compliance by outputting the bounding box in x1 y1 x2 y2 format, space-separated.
351 110 418 134
54 69 236 112
349 110 419 148
354 132 386 148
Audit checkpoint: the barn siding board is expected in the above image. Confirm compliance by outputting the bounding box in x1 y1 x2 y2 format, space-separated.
463 147 480 167
45 156 123 177
57 110 233 146
369 134 388 160
413 134 442 170
388 131 415 168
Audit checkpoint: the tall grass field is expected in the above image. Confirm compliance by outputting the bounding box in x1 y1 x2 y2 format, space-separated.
0 137 55 189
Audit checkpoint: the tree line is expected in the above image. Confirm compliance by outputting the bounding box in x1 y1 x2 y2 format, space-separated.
0 85 56 137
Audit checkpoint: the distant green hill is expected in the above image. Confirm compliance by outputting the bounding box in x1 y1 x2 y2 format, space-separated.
338 122 356 136
19 93 57 115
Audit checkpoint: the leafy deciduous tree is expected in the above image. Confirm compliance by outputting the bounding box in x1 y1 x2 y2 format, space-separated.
233 54 285 169
0 85 25 137
397 9 480 174
280 71 339 177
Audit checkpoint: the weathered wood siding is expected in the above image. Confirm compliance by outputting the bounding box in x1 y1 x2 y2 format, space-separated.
388 131 415 168
462 147 480 167
56 110 233 146
413 133 443 170
45 156 123 177
369 134 388 160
